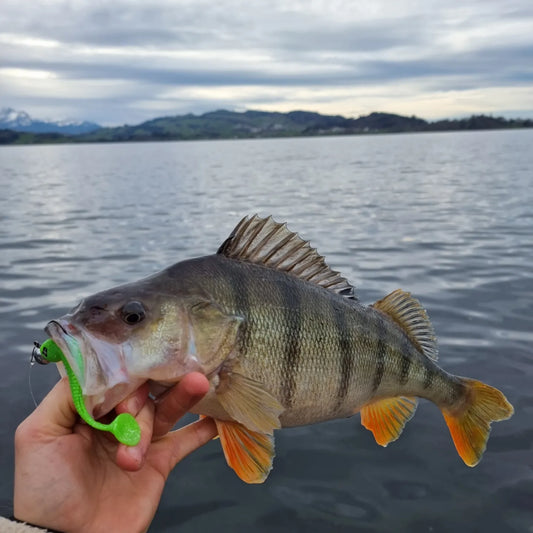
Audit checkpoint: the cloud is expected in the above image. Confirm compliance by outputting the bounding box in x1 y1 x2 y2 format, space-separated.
1 0 532 124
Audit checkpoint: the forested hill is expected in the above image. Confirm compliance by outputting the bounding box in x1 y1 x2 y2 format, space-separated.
1 110 531 145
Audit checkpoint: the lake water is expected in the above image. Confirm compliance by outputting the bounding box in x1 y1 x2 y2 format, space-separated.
0 130 532 532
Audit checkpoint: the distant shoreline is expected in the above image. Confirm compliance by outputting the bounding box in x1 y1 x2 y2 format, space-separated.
1 109 532 146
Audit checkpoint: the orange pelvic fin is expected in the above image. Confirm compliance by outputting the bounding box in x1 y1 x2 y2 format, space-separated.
360 396 418 446
215 419 275 484
442 378 514 467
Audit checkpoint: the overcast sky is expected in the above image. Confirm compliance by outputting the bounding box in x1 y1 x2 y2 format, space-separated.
1 0 532 125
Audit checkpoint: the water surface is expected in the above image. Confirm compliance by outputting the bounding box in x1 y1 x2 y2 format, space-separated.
1 130 532 532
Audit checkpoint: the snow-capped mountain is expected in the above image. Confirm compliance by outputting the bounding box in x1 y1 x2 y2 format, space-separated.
0 107 101 135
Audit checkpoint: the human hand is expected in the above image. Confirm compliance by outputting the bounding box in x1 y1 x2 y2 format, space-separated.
14 374 217 533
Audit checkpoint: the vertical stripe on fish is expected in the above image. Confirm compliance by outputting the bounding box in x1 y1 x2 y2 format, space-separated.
218 259 251 355
423 362 434 389
332 300 353 412
399 342 412 386
372 317 387 393
281 281 301 408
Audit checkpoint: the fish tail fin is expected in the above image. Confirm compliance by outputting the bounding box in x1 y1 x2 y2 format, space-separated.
442 378 514 467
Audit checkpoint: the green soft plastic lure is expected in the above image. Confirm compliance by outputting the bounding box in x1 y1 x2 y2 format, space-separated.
35 339 141 446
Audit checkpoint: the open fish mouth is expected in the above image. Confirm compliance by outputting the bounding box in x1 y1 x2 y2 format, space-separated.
45 319 136 417
45 320 86 383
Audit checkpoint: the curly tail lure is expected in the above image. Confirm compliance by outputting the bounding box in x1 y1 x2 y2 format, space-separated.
32 339 141 446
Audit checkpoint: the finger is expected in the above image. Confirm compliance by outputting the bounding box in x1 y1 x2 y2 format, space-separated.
115 398 155 471
20 377 78 439
153 373 210 438
153 417 217 475
115 382 150 417
114 382 152 471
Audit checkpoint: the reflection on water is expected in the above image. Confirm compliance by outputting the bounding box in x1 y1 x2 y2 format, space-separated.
1 130 532 531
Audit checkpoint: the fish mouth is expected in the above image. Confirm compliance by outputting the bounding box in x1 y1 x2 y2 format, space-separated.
45 320 86 383
45 319 137 417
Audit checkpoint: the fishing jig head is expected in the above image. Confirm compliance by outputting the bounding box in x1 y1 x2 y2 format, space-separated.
31 339 141 446
31 341 49 365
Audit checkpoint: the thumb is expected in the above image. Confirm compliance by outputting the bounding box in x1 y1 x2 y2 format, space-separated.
28 377 78 437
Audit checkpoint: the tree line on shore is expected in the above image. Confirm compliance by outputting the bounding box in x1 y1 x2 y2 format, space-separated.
1 110 531 145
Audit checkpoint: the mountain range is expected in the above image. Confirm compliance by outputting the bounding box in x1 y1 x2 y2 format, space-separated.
0 107 100 135
1 108 531 145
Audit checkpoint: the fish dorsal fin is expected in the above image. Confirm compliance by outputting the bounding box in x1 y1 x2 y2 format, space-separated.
218 215 356 299
372 289 438 360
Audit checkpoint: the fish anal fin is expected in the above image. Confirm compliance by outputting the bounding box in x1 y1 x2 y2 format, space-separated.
442 378 514 467
216 370 283 434
372 289 438 360
215 419 275 484
360 396 418 447
217 215 356 299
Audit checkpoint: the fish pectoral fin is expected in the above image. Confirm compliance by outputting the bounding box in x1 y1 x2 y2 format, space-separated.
360 396 418 447
215 419 275 484
217 371 283 434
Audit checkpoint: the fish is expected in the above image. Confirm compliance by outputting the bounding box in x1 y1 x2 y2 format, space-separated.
45 215 514 483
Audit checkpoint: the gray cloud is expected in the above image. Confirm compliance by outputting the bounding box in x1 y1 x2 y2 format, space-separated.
3 43 530 89
1 0 532 124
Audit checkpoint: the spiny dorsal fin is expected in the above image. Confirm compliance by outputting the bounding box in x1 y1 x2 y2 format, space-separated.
372 289 438 360
218 215 356 299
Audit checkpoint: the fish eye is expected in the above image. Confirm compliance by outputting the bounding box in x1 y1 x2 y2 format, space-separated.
121 301 146 325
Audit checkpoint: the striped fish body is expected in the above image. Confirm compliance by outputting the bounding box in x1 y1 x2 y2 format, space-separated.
45 215 514 484
178 254 458 427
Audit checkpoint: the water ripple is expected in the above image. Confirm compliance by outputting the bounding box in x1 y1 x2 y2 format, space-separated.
1 131 532 532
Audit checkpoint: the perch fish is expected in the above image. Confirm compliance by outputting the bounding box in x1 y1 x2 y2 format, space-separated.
45 215 514 483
